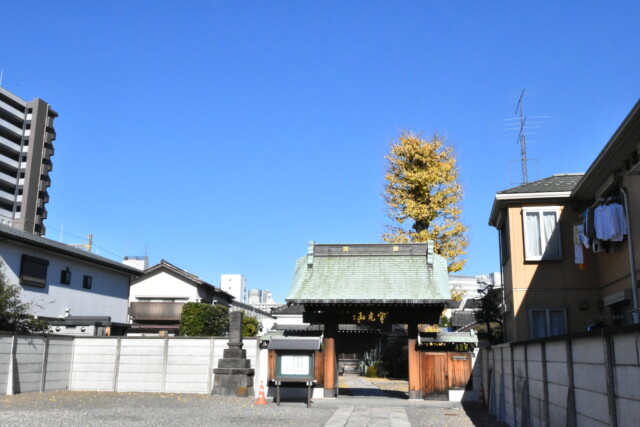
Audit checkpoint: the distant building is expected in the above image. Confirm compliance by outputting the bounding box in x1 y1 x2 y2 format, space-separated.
448 273 502 300
0 87 58 236
122 255 149 271
248 289 274 304
220 274 246 302
247 288 279 312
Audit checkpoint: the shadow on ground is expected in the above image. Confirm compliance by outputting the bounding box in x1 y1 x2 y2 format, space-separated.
462 402 509 426
338 387 409 399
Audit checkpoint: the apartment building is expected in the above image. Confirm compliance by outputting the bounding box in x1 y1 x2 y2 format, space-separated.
489 99 640 342
0 87 57 236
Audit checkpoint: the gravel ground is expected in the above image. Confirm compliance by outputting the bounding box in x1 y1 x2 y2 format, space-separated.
0 391 507 427
0 391 336 427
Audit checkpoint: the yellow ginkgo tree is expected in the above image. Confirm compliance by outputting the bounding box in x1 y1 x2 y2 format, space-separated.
382 132 468 272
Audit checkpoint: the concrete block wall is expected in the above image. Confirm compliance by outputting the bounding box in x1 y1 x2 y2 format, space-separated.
613 333 640 426
0 336 12 392
42 337 73 392
69 337 259 394
483 326 640 427
571 337 609 426
545 340 569 426
1 335 73 395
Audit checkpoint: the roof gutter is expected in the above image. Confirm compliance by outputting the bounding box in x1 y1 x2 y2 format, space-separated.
489 191 573 227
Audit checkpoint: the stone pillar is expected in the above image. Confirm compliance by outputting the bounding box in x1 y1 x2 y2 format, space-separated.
323 321 337 398
211 311 255 397
407 320 422 400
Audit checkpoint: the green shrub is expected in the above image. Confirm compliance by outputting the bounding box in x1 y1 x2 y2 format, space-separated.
179 303 229 336
366 365 377 378
374 361 389 378
242 314 260 337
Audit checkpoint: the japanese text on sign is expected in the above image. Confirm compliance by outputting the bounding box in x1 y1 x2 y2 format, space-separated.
352 311 389 324
280 355 311 376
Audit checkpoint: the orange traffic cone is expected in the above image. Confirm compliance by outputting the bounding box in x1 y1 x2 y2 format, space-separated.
256 380 267 405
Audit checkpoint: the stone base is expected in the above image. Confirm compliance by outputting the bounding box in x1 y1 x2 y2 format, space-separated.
323 387 337 398
211 369 254 397
408 390 423 400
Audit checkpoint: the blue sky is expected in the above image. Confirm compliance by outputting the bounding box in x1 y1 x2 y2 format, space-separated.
2 2 640 302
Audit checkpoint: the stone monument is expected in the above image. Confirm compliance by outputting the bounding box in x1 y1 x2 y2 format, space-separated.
211 311 255 397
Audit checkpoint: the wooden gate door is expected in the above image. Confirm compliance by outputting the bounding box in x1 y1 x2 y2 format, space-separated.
421 352 448 400
447 352 473 390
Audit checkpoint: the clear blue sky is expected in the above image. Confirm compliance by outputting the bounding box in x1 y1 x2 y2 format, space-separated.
2 2 640 302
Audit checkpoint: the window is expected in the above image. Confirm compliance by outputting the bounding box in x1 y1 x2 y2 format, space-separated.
60 267 71 285
83 275 92 289
529 308 566 338
522 207 562 261
20 255 49 288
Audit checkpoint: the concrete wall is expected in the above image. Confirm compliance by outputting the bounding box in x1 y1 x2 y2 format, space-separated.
0 334 74 395
483 325 640 427
69 337 259 395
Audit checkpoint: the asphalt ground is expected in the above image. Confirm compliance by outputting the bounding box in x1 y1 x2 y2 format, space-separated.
0 391 507 427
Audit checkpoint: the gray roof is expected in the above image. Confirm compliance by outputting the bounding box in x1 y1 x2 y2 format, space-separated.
272 304 305 315
268 337 322 350
286 242 451 304
489 174 583 227
0 224 141 276
498 174 583 194
451 311 478 328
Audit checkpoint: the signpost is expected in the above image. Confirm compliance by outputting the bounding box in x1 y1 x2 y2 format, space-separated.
274 351 315 407
268 337 321 408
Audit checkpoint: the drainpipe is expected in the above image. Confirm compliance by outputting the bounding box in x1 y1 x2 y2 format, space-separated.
620 187 639 324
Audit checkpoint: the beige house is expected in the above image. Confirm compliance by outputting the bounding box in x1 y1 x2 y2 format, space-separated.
489 100 640 342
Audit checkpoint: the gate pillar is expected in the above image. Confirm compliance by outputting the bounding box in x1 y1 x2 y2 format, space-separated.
407 320 423 400
323 321 337 398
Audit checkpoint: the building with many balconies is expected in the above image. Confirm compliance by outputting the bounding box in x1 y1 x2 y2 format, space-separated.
0 86 57 236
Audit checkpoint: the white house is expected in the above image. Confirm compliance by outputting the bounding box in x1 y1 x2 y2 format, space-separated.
0 224 141 336
128 260 234 335
128 261 276 336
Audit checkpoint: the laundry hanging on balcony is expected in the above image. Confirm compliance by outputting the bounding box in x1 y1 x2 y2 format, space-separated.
581 202 628 255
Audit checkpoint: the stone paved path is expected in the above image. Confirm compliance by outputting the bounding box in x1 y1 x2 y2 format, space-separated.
338 374 389 397
325 406 411 427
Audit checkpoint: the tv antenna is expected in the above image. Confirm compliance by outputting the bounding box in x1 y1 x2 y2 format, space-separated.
515 89 528 184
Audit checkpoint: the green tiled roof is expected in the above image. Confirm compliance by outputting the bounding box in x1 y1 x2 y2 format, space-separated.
286 243 451 304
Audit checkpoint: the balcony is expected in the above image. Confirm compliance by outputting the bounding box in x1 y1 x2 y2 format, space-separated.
129 302 185 321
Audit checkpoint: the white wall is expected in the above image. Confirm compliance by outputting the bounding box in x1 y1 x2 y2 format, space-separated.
1 241 131 323
69 337 259 395
129 271 201 303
